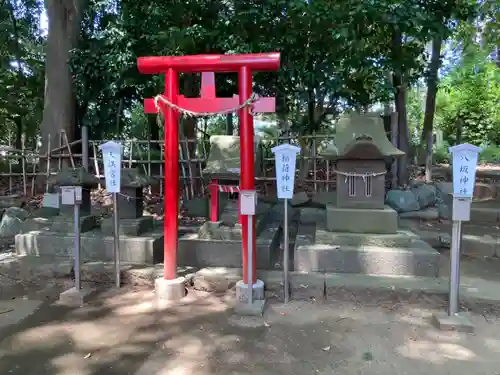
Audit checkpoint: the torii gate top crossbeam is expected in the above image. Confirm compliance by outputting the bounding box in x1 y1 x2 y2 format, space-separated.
137 53 280 74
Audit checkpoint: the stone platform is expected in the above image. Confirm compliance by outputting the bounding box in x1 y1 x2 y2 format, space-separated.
326 205 398 234
175 199 283 269
177 206 282 270
15 227 164 264
294 225 440 277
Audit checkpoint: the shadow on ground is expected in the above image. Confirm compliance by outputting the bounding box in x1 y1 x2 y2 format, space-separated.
1 286 500 375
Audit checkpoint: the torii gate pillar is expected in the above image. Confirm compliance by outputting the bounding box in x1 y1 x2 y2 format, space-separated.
138 53 280 300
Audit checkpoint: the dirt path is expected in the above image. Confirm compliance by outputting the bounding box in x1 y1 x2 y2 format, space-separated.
1 286 500 375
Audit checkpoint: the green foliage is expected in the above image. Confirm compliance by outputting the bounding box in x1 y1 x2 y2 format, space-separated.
0 0 492 154
436 49 500 145
0 0 45 147
479 146 500 164
433 142 451 164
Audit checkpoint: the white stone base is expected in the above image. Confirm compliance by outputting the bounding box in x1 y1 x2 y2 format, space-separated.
235 279 265 302
58 286 94 307
432 312 475 333
155 277 186 302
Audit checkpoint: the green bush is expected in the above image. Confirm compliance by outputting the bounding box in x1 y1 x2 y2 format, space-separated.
479 146 500 164
433 143 450 164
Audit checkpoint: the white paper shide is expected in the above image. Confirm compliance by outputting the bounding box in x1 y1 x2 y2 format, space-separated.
271 144 301 199
100 141 123 193
449 143 482 198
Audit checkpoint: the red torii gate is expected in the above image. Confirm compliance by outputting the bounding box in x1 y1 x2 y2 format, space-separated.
137 53 280 289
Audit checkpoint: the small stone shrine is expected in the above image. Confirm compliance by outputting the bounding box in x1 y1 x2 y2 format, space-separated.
46 167 100 233
200 135 263 238
323 112 404 233
15 167 163 266
293 113 441 277
101 168 156 236
176 135 281 270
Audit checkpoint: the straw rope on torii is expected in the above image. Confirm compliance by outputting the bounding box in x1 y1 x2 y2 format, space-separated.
332 168 387 183
153 92 261 194
153 92 259 118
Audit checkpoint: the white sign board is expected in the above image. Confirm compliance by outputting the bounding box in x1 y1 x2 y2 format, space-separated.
100 141 123 193
42 193 60 209
449 143 482 198
271 144 301 199
240 190 257 216
61 186 75 205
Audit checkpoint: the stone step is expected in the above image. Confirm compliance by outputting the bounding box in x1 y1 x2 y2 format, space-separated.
15 228 164 264
314 229 416 248
178 211 281 270
294 239 439 277
326 205 399 234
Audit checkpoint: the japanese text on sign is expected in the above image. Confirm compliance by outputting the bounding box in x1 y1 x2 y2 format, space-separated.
280 154 292 194
107 152 118 189
271 143 301 200
449 143 481 198
100 141 123 193
458 154 470 195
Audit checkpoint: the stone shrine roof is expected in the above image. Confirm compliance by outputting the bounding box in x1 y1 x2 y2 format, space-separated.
322 113 405 159
203 135 262 178
120 168 156 188
48 167 99 188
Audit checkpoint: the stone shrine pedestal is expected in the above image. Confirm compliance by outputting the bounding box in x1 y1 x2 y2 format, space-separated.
293 113 440 278
15 168 164 268
100 169 155 237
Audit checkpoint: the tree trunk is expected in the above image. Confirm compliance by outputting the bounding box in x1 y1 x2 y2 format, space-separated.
6 0 25 151
455 118 463 145
391 29 409 186
148 115 161 150
40 0 86 171
421 35 443 183
226 113 234 135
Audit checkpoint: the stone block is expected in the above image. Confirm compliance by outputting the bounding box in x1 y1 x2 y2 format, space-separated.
0 207 29 237
314 229 415 248
294 226 440 277
101 216 154 236
326 205 398 234
470 208 499 224
50 214 100 233
155 277 186 302
58 286 94 307
299 207 326 225
310 191 336 208
435 182 453 206
178 214 281 270
117 186 144 219
15 228 164 264
294 224 316 248
235 279 265 302
291 191 310 207
192 267 242 292
474 182 496 200
178 232 278 270
432 312 475 333
461 234 497 258
399 207 439 221
197 221 242 241
234 300 266 316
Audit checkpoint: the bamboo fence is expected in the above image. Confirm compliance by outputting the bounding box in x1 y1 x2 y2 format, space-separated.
0 130 339 199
